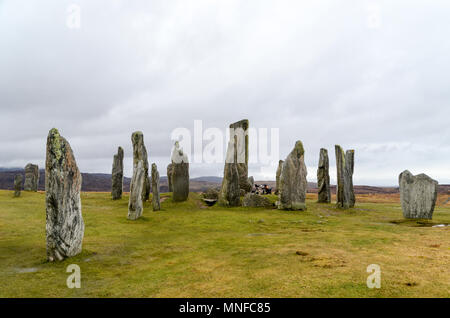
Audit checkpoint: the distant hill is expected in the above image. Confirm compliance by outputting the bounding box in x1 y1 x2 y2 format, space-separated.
0 168 449 195
0 169 220 193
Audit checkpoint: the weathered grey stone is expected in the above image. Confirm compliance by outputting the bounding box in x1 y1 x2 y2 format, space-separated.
228 119 250 192
45 128 84 262
202 187 219 200
171 141 189 202
111 147 124 200
218 139 241 207
128 160 145 220
248 176 254 191
24 163 39 191
335 145 355 209
242 193 273 208
278 141 307 210
14 174 22 197
151 163 160 211
317 148 331 203
167 163 173 192
131 131 150 201
399 170 438 219
275 160 284 195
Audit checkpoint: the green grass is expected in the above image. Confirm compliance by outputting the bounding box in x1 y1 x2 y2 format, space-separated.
0 190 449 298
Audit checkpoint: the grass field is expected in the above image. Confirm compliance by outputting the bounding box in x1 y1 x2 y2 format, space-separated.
0 190 449 298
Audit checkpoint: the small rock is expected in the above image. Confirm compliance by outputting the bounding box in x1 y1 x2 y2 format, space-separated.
242 193 272 208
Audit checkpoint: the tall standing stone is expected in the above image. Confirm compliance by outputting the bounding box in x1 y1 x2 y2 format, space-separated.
111 147 124 200
278 141 308 210
14 174 22 197
218 139 241 206
128 160 145 220
171 141 189 202
399 170 438 219
335 145 355 209
275 160 284 195
131 131 150 201
167 163 173 192
229 119 250 192
151 163 160 211
317 148 331 203
24 163 39 191
45 128 84 262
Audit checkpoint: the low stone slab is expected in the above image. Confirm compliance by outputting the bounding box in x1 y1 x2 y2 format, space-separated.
242 193 273 208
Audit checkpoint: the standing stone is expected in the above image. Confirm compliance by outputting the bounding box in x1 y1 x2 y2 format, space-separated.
111 147 124 200
317 148 331 203
151 163 160 211
131 131 150 201
24 163 39 191
167 163 173 192
278 141 308 210
171 141 189 202
275 160 284 195
45 128 84 262
128 160 145 220
218 139 241 206
399 170 438 219
335 145 355 209
248 176 255 192
229 119 250 192
14 174 23 197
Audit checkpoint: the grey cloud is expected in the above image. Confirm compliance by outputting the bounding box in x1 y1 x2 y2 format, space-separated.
0 0 449 185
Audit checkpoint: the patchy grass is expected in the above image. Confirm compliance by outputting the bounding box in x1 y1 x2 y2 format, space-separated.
0 190 449 298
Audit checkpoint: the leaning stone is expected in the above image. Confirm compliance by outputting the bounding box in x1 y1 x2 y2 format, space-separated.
128 160 145 220
151 163 160 211
171 141 189 202
45 128 84 261
317 148 331 203
242 193 273 208
24 163 39 191
14 174 23 197
111 147 124 200
167 163 173 192
278 141 307 211
131 131 150 201
218 139 241 207
335 145 355 209
275 160 284 195
399 170 438 219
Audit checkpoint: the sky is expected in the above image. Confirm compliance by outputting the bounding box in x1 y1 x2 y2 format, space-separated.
0 0 449 186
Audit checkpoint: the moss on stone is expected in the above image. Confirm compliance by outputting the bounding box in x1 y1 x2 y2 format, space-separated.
49 128 62 161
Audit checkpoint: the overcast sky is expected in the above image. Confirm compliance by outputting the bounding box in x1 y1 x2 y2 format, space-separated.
1 0 449 186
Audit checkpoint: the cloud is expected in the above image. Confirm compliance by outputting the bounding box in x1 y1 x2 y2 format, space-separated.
0 0 449 185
